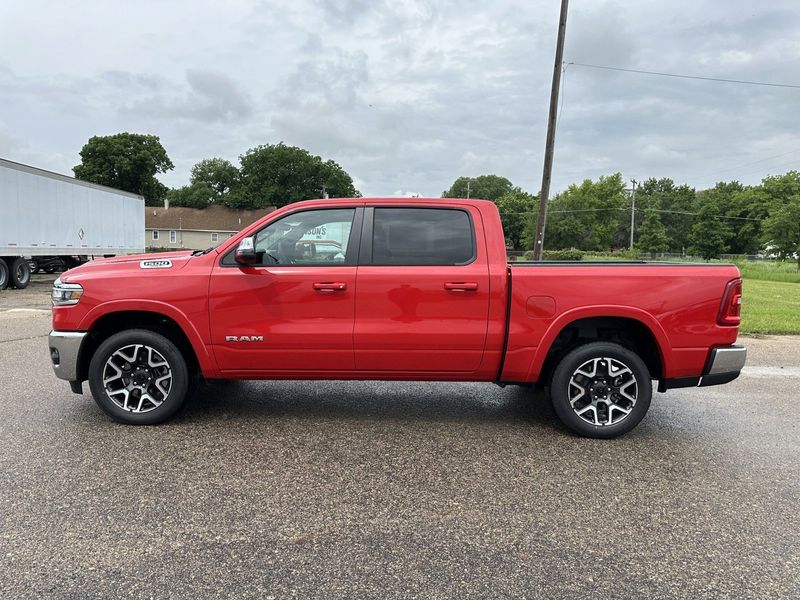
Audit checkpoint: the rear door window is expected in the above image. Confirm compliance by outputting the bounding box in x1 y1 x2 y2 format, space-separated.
371 208 475 266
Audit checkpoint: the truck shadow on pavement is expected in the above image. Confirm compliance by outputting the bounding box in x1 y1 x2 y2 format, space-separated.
178 380 562 430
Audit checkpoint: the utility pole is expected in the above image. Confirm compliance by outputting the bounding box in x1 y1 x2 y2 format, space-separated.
532 0 569 261
466 179 471 199
629 178 637 251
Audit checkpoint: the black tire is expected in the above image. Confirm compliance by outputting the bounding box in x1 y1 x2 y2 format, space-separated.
0 259 8 290
88 329 191 425
9 257 31 289
550 342 652 439
28 259 40 274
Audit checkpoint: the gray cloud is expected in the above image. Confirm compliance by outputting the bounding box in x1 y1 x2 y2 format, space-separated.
124 69 253 122
0 0 798 195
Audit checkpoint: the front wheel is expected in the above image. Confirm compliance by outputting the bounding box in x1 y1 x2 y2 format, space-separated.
550 342 652 439
88 329 191 425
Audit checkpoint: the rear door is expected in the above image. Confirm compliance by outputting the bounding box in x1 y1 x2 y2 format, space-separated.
354 205 490 372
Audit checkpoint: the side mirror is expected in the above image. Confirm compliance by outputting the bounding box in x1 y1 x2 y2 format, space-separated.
234 237 257 265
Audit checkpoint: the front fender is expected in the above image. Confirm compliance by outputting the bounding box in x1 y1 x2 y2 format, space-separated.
77 299 220 378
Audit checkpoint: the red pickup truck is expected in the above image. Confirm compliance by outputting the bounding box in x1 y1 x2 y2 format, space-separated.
49 198 746 438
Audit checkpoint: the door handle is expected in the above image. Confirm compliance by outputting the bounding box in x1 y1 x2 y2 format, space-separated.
444 282 478 292
313 282 347 292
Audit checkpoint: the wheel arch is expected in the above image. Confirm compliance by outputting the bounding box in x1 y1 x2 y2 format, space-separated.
530 308 670 385
76 305 217 382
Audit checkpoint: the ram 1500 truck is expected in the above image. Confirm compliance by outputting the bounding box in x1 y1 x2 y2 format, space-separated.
48 198 746 438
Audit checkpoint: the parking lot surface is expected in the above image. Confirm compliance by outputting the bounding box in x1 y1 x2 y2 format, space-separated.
0 273 57 310
0 304 798 598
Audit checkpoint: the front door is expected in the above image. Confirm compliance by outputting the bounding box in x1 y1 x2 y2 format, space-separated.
354 205 490 372
209 206 362 372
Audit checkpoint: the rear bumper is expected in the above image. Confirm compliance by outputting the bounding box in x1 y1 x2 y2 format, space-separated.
703 345 747 385
49 330 87 388
660 345 747 391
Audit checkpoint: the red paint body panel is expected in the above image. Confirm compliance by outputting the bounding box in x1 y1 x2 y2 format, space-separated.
209 265 358 371
53 197 741 386
501 266 739 382
353 201 491 373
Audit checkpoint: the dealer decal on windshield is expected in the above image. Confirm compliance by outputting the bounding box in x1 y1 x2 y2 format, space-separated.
140 259 173 269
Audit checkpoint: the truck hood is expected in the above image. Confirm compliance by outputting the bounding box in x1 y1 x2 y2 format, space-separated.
60 250 195 282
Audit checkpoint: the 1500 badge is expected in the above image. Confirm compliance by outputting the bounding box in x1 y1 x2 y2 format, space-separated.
140 259 173 269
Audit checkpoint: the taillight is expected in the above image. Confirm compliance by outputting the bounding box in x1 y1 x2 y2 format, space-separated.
717 278 742 326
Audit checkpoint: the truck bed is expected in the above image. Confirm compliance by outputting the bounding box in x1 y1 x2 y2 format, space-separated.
501 261 741 382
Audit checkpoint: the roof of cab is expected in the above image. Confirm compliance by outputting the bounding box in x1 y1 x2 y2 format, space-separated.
291 196 497 206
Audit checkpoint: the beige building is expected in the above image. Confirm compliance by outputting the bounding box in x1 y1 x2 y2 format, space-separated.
145 204 274 250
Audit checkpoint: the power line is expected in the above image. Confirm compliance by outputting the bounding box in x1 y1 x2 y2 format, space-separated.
567 62 800 90
649 208 760 221
684 148 800 186
501 207 762 221
690 157 800 188
555 62 569 134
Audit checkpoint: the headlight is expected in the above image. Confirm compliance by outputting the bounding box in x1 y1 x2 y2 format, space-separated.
52 278 84 306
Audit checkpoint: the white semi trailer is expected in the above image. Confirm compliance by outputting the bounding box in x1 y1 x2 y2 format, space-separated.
0 157 145 289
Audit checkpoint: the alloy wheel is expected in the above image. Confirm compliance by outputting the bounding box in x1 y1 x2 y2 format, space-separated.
568 356 638 426
102 344 173 413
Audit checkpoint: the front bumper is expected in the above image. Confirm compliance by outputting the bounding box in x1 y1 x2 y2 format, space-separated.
660 344 747 391
49 330 87 389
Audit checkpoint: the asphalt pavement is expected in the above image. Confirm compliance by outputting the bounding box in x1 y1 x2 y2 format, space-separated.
0 306 798 599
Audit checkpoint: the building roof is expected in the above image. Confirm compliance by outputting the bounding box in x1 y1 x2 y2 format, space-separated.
1 156 145 200
145 204 274 232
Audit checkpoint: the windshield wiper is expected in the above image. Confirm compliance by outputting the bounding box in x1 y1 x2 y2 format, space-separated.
191 247 215 256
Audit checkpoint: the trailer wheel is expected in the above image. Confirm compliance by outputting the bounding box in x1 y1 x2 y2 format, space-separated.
88 329 191 425
28 259 40 274
549 342 652 439
9 258 31 289
0 260 8 290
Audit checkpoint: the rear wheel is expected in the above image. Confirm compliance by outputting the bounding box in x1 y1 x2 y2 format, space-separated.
550 342 652 439
88 329 190 425
9 257 31 289
0 260 8 290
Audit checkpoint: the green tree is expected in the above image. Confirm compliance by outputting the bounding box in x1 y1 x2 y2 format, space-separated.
544 173 628 251
442 175 514 202
73 132 173 206
190 158 239 200
166 182 215 209
693 181 747 256
725 186 768 255
635 178 696 253
761 170 800 200
495 190 537 250
762 195 800 269
636 208 670 254
234 143 358 209
727 171 800 256
690 201 732 260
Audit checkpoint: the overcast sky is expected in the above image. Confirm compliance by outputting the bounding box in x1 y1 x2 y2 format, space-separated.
1 0 798 198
